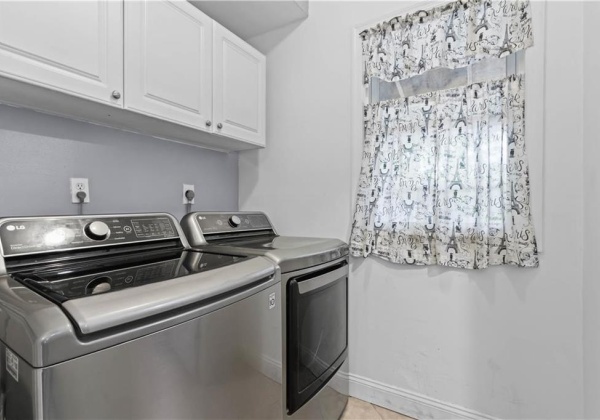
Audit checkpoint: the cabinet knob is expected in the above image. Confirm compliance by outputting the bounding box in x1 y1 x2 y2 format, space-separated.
217 123 223 129
206 120 212 127
111 90 121 99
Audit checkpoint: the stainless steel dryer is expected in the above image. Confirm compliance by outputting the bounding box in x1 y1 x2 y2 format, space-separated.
181 211 349 420
0 213 282 419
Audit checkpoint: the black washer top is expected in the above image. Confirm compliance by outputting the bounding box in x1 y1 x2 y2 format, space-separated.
9 248 246 302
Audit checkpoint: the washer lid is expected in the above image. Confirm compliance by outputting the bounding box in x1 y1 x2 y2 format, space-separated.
0 255 277 367
181 212 349 272
10 248 245 302
61 254 274 335
9 249 274 335
197 236 348 273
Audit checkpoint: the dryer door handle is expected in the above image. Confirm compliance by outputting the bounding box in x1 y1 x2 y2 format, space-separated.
296 261 348 294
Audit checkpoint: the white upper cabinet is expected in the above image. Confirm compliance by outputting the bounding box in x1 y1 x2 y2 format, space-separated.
213 23 266 146
124 0 213 130
0 0 267 151
0 1 123 107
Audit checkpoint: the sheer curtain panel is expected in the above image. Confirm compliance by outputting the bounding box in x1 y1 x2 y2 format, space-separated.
351 77 539 269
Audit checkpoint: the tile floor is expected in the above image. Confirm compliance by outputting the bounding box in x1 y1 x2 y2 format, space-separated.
340 397 414 420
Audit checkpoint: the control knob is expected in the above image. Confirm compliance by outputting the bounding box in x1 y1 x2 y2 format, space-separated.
91 281 111 294
228 215 241 227
87 277 112 295
84 221 110 241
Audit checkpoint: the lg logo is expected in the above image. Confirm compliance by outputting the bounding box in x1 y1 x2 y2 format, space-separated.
5 225 25 232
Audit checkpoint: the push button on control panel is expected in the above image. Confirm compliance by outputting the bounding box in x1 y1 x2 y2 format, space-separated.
84 221 110 241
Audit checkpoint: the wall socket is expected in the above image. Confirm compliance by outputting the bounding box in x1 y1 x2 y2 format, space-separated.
70 178 90 203
183 184 195 204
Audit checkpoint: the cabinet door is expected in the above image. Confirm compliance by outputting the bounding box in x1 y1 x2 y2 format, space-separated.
213 23 266 146
125 0 212 130
0 1 123 106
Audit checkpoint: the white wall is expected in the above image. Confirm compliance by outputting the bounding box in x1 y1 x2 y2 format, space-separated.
240 1 586 418
582 2 600 418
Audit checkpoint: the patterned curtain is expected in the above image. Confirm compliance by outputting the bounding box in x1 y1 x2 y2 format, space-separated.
350 75 539 269
362 0 533 83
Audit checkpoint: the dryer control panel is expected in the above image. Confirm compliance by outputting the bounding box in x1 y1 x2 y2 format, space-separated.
195 213 272 234
180 212 276 246
0 214 179 257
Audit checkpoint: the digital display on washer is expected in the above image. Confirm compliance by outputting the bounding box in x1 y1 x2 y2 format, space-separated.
132 218 175 238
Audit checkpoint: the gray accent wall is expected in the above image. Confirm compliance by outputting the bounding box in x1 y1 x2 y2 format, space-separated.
0 104 238 219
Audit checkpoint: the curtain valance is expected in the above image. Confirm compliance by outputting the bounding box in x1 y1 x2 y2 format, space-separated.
361 0 533 84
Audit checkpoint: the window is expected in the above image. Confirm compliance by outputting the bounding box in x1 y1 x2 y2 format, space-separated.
350 0 543 269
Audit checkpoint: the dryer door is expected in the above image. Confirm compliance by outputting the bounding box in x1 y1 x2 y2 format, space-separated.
286 260 348 415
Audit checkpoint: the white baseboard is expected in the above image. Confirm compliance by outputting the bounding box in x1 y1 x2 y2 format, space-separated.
259 356 495 420
342 371 499 420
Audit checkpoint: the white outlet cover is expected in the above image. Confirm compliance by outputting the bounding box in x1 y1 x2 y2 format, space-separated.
70 178 90 203
183 184 195 204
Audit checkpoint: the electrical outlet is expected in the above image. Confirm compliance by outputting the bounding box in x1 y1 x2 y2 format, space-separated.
70 178 90 203
183 184 195 204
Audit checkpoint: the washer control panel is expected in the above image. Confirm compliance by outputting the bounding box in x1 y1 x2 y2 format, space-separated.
0 215 178 256
195 213 272 234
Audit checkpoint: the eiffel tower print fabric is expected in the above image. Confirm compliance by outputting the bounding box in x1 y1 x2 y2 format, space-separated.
350 75 539 269
361 0 533 84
